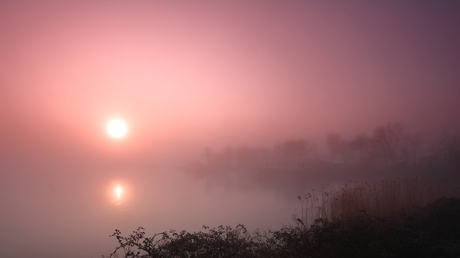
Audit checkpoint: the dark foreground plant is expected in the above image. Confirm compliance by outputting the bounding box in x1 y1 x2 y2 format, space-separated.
104 196 460 258
103 224 274 258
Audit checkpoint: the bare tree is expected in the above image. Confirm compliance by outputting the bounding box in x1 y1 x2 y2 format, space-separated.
338 139 357 164
279 139 309 164
326 133 342 162
203 147 213 165
309 142 319 160
223 145 235 165
400 133 422 164
349 133 370 164
371 123 406 167
430 133 460 175
371 122 423 168
236 146 255 166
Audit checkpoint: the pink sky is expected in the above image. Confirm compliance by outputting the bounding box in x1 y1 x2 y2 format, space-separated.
0 1 458 257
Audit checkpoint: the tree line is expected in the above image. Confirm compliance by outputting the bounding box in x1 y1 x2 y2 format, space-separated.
192 122 458 177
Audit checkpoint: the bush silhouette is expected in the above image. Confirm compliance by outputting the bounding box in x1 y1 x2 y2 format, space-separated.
104 194 460 258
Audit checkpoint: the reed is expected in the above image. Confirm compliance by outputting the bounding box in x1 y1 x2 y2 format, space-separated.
298 177 460 227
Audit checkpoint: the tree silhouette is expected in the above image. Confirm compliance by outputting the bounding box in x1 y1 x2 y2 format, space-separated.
326 133 343 162
370 122 422 168
279 139 309 164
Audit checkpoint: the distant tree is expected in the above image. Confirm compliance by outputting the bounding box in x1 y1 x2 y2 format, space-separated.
400 133 422 165
370 122 422 168
438 134 460 173
348 133 370 164
309 142 319 160
279 139 309 163
255 146 271 168
236 146 255 165
203 147 213 165
424 133 460 180
338 140 356 164
371 122 406 167
326 133 343 162
223 145 235 164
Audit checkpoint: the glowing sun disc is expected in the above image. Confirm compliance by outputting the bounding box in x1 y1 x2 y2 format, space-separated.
107 119 127 138
115 185 122 200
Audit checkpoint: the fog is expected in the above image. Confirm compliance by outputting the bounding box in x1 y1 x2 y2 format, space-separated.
0 1 459 257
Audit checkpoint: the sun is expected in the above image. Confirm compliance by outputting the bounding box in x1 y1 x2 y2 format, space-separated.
115 184 123 200
107 119 127 138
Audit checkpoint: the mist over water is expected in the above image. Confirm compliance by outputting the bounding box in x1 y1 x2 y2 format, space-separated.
1 1 459 257
1 121 458 258
0 162 301 258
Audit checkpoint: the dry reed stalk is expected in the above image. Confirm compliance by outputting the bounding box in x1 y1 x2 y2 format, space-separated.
298 177 460 227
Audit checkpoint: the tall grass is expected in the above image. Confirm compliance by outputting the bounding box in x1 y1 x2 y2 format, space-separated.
297 177 460 227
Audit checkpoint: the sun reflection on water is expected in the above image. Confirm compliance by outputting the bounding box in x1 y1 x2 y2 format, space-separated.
107 181 129 206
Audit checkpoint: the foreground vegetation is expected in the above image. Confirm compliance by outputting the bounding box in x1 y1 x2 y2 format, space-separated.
104 177 460 258
296 177 460 227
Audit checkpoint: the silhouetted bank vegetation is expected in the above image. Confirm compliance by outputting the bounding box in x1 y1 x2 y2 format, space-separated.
104 182 460 258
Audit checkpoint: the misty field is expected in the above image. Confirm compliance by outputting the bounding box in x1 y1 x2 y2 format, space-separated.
104 176 460 258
